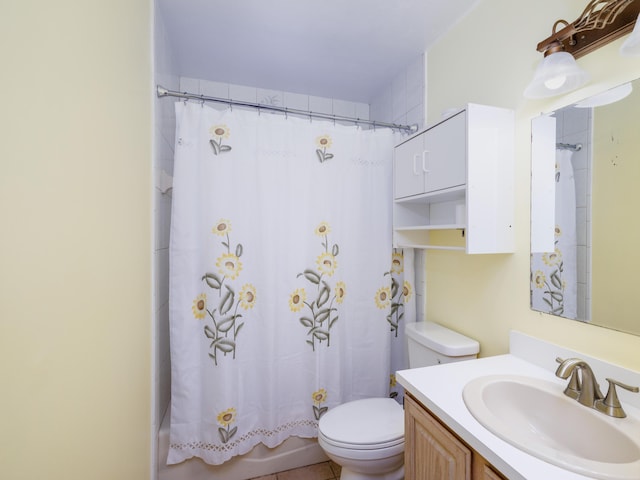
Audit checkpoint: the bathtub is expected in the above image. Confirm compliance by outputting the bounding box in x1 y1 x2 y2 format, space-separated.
158 406 328 480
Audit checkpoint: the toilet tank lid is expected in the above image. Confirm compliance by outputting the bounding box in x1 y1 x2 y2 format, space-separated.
405 321 479 357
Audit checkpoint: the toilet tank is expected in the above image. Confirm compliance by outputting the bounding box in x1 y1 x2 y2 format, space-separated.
405 321 479 367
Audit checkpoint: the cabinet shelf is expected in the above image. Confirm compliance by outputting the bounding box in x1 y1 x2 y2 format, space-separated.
395 224 465 231
400 244 466 251
393 227 466 251
395 185 465 205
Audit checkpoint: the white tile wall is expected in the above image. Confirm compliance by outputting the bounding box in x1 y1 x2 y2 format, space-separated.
230 83 259 104
332 98 357 118
179 77 369 124
257 88 284 106
370 53 427 322
153 8 179 475
370 54 425 131
414 249 426 321
200 80 229 99
391 72 408 123
283 91 309 111
369 88 392 127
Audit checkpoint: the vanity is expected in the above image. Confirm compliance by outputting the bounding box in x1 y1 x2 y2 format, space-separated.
397 331 640 480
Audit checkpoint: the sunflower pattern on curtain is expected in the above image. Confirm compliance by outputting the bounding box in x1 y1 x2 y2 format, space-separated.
384 248 414 401
167 102 410 466
531 149 577 319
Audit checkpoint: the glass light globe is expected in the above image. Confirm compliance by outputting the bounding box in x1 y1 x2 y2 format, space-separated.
524 51 589 99
544 75 567 90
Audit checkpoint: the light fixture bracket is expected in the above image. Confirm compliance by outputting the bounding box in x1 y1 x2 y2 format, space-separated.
537 0 640 59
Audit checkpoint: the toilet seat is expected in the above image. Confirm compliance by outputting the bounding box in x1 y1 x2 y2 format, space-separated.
319 430 404 451
318 398 404 450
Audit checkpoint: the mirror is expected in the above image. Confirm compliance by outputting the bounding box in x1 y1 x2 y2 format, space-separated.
530 77 640 336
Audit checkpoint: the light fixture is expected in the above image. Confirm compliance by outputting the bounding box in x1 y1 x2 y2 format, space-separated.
524 41 590 99
620 12 640 55
525 0 640 99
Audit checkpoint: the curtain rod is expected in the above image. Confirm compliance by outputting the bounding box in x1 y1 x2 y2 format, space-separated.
156 85 418 133
556 142 583 151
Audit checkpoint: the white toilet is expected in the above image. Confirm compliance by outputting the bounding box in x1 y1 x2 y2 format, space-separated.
317 321 479 480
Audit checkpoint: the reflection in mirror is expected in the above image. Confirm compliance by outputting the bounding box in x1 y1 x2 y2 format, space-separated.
530 78 640 336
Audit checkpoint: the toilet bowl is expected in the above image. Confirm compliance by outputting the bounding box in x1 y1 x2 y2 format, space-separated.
317 321 480 480
318 398 404 480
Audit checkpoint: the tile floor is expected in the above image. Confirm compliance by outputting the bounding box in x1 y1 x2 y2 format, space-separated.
249 460 341 480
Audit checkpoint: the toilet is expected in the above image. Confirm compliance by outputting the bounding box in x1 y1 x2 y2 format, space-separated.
317 321 479 480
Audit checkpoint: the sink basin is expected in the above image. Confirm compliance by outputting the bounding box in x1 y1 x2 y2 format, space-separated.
463 375 640 479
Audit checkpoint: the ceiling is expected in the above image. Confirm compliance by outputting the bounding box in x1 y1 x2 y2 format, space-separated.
157 0 480 103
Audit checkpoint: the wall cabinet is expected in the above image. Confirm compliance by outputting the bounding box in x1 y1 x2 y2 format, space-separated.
394 112 466 198
393 104 514 253
404 394 507 480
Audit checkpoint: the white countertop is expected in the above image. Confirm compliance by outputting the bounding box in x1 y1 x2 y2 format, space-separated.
397 353 599 480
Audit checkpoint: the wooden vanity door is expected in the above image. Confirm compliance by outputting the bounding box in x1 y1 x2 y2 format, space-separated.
405 394 471 480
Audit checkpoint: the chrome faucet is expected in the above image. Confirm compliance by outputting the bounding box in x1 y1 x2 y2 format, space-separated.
555 357 639 418
555 357 604 408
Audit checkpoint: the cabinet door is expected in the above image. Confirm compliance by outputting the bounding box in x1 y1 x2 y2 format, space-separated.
405 395 471 480
423 111 467 193
473 456 508 480
394 134 425 199
477 465 507 480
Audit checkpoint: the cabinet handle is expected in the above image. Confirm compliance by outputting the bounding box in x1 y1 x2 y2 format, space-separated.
412 154 420 176
422 150 430 174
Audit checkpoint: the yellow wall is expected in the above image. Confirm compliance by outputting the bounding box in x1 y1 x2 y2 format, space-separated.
591 84 640 334
0 1 152 479
425 0 640 368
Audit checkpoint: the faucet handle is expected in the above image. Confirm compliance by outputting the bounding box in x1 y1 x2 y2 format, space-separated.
595 378 640 418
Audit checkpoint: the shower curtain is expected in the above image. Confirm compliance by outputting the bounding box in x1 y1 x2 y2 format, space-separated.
167 102 413 466
531 149 577 319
